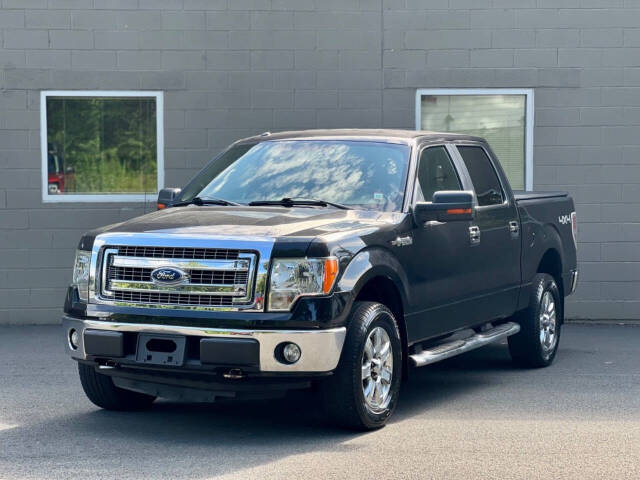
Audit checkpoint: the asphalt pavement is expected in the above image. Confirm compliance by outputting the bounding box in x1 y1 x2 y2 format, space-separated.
1 323 639 480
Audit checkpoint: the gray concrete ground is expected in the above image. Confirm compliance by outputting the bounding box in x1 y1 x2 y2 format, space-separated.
0 324 639 480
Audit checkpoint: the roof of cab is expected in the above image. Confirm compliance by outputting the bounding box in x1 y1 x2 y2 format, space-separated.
236 128 484 144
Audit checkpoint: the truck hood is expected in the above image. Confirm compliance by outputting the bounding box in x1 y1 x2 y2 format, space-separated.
84 205 404 243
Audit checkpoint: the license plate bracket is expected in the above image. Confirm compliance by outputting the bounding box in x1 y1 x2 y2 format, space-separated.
136 333 186 366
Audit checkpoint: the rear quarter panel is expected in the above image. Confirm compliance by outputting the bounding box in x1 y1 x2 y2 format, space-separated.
516 195 577 309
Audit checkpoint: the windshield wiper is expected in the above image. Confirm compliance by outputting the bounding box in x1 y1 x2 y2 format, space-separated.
172 196 240 207
248 197 351 210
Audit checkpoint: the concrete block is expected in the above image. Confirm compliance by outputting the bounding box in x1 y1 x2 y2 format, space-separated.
272 0 314 10
228 0 271 9
48 0 91 7
251 12 293 29
183 30 228 49
273 71 315 89
0 10 25 28
251 50 294 70
581 28 623 47
72 10 118 30
558 48 603 67
0 211 28 229
470 49 514 67
427 49 469 68
273 109 317 129
166 129 208 149
185 0 226 9
117 11 162 30
206 50 251 70
95 31 139 50
252 90 293 108
339 90 381 109
469 9 516 29
162 51 206 70
25 50 70 69
294 90 338 109
185 71 227 89
206 12 251 29
72 51 117 69
536 29 580 48
139 31 183 50
492 29 535 48
295 50 338 70
162 12 206 30
4 29 48 49
405 29 491 50
139 0 183 8
140 71 185 89
514 49 557 67
50 30 92 49
383 50 427 69
339 50 381 70
117 51 162 69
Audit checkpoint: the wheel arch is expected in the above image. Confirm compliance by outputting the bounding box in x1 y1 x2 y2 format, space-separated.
337 247 411 380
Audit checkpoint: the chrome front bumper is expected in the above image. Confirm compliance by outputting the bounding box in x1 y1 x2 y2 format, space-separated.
62 317 346 373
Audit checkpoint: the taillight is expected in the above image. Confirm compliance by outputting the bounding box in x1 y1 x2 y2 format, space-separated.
571 211 577 248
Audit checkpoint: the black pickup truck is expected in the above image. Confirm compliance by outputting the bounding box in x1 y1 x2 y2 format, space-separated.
63 129 578 430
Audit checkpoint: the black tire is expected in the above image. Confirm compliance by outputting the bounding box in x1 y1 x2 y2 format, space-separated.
508 273 563 368
321 301 403 430
78 363 156 410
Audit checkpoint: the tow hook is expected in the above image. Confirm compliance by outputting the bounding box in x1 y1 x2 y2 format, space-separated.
223 368 245 380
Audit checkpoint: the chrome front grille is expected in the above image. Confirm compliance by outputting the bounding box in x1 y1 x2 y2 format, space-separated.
117 246 240 260
112 291 234 306
99 245 256 308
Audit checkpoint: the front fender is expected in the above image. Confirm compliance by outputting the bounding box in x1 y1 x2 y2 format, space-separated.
337 247 411 315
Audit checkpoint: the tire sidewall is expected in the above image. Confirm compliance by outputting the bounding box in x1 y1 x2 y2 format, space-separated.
350 305 403 428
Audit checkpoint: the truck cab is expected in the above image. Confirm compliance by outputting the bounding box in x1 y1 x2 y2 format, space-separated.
63 129 577 430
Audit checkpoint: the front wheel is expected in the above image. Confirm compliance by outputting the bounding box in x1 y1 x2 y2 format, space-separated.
78 363 156 410
320 301 403 430
508 273 563 368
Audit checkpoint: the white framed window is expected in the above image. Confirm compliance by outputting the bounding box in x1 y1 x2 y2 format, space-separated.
40 90 164 203
415 88 534 191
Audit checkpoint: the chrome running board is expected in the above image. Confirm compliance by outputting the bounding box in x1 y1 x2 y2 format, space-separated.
409 322 520 367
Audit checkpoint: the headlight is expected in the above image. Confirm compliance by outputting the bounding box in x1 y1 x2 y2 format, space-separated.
267 257 339 311
72 250 91 302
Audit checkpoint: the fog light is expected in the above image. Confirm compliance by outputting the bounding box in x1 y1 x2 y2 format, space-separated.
69 329 79 350
282 342 301 364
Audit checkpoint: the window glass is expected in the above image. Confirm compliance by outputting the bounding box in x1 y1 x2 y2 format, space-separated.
419 93 526 189
415 146 461 202
181 140 411 212
44 94 159 199
458 146 505 206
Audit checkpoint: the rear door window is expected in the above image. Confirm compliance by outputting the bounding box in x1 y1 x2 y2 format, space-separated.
457 146 505 207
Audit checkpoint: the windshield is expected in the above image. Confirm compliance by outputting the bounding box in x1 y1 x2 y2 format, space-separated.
179 140 411 212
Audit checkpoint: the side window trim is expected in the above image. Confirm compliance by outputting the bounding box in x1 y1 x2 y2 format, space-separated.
451 142 510 210
412 143 463 205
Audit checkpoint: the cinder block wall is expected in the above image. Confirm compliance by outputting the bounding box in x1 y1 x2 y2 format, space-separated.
0 0 638 323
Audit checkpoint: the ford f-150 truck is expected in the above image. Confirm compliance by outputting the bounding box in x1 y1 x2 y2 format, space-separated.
63 129 578 430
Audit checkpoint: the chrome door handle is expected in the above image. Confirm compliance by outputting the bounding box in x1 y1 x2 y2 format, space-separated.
469 226 481 245
509 221 519 237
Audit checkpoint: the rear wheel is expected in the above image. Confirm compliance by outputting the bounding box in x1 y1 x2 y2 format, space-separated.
78 363 156 410
321 301 402 430
508 273 562 368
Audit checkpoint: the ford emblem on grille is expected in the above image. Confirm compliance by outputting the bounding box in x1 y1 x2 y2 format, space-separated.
151 267 188 285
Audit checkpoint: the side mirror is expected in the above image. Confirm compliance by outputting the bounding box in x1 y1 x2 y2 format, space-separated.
64 165 75 175
412 190 475 224
157 187 182 210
